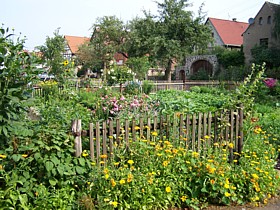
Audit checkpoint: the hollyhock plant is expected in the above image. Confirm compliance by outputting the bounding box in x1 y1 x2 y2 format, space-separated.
263 78 277 88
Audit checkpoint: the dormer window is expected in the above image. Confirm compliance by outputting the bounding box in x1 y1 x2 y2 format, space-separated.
267 16 271 24
259 17 263 25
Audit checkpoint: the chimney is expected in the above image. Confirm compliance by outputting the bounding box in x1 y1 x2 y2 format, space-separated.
232 18 237 22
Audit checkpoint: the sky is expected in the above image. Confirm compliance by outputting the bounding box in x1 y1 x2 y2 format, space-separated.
1 0 278 50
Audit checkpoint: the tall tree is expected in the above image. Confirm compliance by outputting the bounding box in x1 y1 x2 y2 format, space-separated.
77 16 128 79
36 28 67 81
127 0 212 81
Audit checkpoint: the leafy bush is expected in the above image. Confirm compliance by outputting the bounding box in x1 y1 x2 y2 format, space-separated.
0 27 37 145
142 80 154 94
124 81 141 95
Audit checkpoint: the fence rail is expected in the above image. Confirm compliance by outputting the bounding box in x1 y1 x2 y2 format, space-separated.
72 107 243 163
31 80 237 97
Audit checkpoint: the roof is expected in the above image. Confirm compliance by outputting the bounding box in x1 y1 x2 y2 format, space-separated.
64 35 90 54
207 17 249 46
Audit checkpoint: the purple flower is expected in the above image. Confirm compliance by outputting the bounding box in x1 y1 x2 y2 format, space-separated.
264 78 277 88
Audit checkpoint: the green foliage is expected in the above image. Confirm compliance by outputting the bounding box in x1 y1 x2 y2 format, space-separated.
124 81 141 95
77 16 127 75
36 28 70 82
0 27 37 146
106 64 135 86
217 49 245 69
125 56 151 80
251 45 280 70
214 66 249 81
127 0 212 81
189 68 211 80
142 80 154 94
83 127 279 209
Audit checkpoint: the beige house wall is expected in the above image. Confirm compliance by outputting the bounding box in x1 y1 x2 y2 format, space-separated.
243 3 279 64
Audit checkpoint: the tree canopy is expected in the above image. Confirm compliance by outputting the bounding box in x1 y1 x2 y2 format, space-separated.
77 16 128 78
126 0 212 81
35 28 67 81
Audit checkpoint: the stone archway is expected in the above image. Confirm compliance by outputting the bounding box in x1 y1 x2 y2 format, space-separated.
191 59 213 76
175 55 218 80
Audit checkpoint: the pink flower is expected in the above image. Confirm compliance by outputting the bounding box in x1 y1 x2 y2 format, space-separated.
264 78 277 88
120 95 125 101
102 107 107 111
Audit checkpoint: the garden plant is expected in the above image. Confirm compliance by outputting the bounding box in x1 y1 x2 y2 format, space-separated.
0 26 280 210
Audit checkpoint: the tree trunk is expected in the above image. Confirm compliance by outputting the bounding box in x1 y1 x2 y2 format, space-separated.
164 59 172 82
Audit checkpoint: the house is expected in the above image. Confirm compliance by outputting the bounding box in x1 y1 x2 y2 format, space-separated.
243 1 280 64
206 17 249 50
175 18 248 80
64 35 90 60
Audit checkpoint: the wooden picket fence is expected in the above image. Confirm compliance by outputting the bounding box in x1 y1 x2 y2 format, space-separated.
72 106 244 163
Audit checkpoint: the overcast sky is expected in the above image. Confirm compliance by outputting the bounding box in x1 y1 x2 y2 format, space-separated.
1 0 276 50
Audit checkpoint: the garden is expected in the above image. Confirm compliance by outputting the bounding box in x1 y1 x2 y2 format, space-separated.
1 27 280 210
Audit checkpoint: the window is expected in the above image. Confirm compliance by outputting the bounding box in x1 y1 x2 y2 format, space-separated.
260 38 268 47
267 16 271 24
259 17 263 25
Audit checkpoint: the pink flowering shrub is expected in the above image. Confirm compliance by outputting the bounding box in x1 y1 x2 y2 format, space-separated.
263 78 277 88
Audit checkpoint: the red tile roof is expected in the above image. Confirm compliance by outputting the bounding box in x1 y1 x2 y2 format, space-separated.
207 17 249 46
64 35 90 54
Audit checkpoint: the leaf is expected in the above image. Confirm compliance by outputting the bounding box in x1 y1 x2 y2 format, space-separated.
78 158 85 166
34 152 41 160
45 161 54 172
49 179 57 186
57 165 64 176
75 166 85 174
11 154 21 162
51 156 60 165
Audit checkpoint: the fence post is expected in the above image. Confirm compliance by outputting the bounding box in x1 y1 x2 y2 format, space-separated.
72 119 82 157
238 105 244 153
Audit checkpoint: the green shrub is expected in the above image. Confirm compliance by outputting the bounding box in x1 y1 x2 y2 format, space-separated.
142 80 154 94
124 81 141 95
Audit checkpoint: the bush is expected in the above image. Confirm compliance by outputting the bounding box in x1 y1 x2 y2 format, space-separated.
142 80 154 94
124 81 141 95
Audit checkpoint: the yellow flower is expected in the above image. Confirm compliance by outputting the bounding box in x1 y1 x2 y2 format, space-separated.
181 195 187 202
224 183 230 189
110 201 118 208
213 142 219 147
0 154 7 159
165 186 171 193
151 131 158 136
105 174 109 179
210 179 215 184
63 60 69 66
127 160 134 165
127 173 133 183
114 162 120 166
22 154 28 158
0 165 3 170
104 198 110 202
111 179 116 187
224 192 231 197
100 154 107 159
252 174 259 180
207 159 214 163
204 135 210 139
82 151 89 157
228 143 234 149
119 179 126 185
163 160 169 167
134 126 140 130
192 152 199 158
